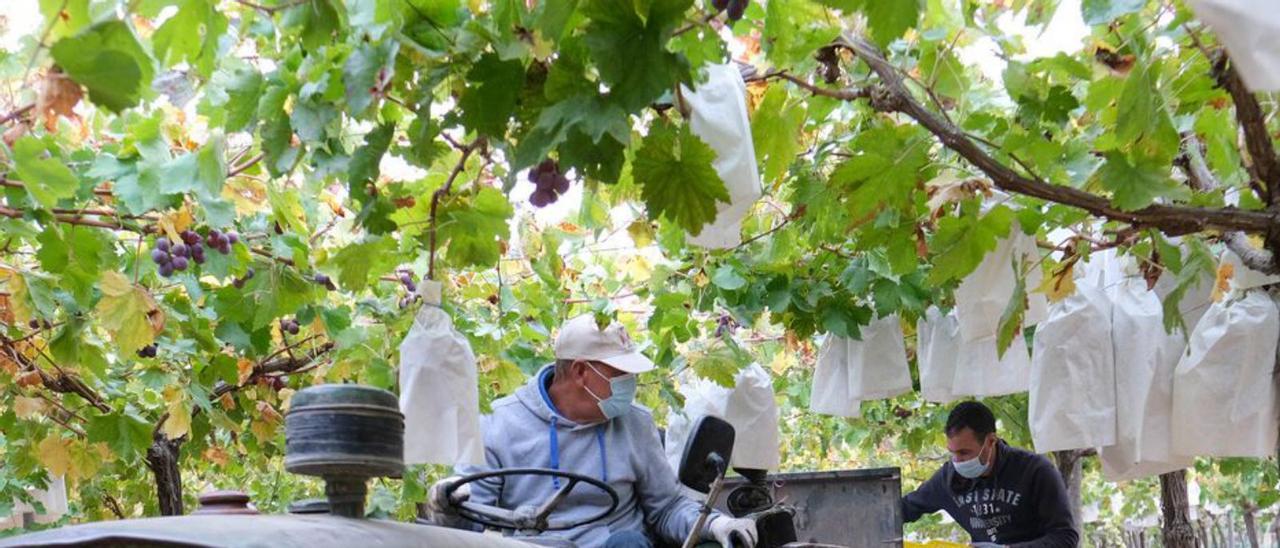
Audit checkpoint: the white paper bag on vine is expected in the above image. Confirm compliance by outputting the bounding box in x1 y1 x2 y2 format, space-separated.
1101 272 1194 481
1171 288 1280 458
954 222 1047 342
398 281 485 466
1029 258 1117 453
1189 0 1280 91
951 334 1032 398
679 62 762 249
1 475 67 530
917 307 961 403
665 364 780 472
810 314 912 418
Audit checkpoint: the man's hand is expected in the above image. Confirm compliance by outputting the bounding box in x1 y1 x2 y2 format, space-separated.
707 516 757 548
425 476 471 527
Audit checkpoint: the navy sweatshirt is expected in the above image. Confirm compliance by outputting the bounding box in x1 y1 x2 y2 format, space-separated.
901 441 1079 547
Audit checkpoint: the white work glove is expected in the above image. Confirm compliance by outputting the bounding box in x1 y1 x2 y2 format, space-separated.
425 476 471 528
707 515 757 548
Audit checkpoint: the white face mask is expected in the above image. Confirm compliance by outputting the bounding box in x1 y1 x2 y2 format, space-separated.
953 436 994 479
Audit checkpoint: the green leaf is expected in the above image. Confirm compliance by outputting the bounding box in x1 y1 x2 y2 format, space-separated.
283 0 342 51
863 0 921 47
348 123 395 202
928 203 1016 284
222 69 264 132
1095 151 1190 211
438 187 515 268
343 40 398 117
751 86 806 185
1115 63 1158 144
12 137 79 208
260 114 298 178
711 265 747 290
633 122 730 235
151 0 228 77
38 0 91 41
49 20 155 112
36 225 108 306
87 412 153 461
1081 0 1144 25
996 258 1027 358
581 0 693 112
764 0 841 68
331 237 394 292
458 53 525 137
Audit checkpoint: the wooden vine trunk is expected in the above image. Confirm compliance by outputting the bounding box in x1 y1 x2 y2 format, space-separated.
146 433 185 516
1051 449 1084 527
1160 470 1196 548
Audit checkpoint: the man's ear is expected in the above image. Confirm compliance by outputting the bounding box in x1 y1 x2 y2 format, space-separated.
570 360 589 384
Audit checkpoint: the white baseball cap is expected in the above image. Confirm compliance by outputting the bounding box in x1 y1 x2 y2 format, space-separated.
554 314 655 374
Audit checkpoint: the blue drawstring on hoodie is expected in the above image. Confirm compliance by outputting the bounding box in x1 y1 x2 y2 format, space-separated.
541 366 610 490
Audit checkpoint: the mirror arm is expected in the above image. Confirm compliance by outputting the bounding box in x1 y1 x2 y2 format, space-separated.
681 452 730 548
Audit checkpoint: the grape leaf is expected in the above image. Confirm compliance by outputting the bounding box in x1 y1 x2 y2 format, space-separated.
996 258 1027 358
49 20 155 112
348 123 395 204
633 122 730 235
1081 0 1144 25
95 272 162 355
751 86 806 185
87 412 153 461
343 40 398 117
331 237 394 292
928 204 1016 284
764 0 840 68
581 0 692 112
1095 151 1190 211
458 53 525 137
437 187 514 268
222 69 264 132
862 0 921 47
12 137 79 208
151 0 228 77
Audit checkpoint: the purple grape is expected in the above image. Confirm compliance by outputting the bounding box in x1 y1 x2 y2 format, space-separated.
406 281 417 293
172 244 189 258
28 319 40 329
712 0 730 10
156 239 171 252
726 0 747 20
233 278 245 288
151 248 170 264
552 175 569 194
181 230 199 245
172 256 189 271
192 252 206 265
226 231 239 244
218 242 231 255
530 188 555 207
399 273 413 285
244 267 255 280
159 262 175 277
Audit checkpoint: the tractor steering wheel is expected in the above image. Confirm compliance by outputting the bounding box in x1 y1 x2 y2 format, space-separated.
445 468 620 532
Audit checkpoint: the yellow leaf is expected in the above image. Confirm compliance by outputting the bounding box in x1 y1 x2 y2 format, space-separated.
1212 261 1235 303
157 205 194 243
95 272 161 355
223 176 269 215
236 358 254 385
162 386 191 440
250 401 282 443
627 220 655 248
219 392 236 411
694 270 709 287
67 440 107 481
769 351 795 375
36 436 72 477
1037 262 1077 303
0 268 35 322
14 396 45 419
278 388 296 412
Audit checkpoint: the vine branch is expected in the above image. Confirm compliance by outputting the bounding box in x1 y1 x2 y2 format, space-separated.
834 33 1280 238
1212 51 1280 207
1179 133 1277 274
427 137 484 281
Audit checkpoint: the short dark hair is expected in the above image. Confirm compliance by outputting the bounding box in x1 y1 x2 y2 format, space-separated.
945 401 996 439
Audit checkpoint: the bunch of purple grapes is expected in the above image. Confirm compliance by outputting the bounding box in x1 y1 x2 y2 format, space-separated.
711 0 748 21
136 344 157 358
396 272 418 309
279 317 300 335
528 159 570 208
205 228 238 255
312 273 335 291
151 229 239 277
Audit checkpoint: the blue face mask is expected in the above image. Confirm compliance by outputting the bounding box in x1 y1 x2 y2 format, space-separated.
954 436 994 479
583 362 637 419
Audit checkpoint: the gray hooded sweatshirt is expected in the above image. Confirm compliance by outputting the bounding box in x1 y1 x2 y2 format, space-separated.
455 364 709 546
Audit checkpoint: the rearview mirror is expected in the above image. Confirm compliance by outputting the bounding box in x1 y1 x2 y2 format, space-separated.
678 415 735 494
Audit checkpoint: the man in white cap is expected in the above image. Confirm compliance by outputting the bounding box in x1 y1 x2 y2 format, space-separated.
427 314 757 548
